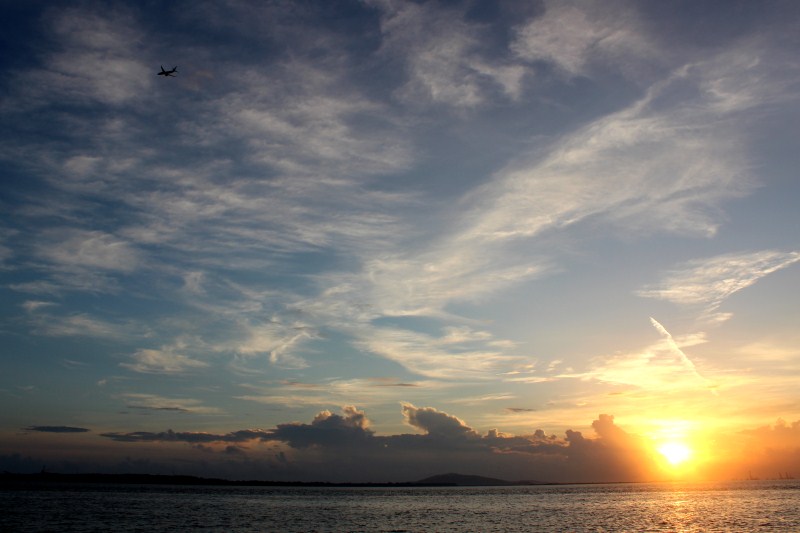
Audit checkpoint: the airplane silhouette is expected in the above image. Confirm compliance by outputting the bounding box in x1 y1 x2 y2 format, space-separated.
157 66 177 77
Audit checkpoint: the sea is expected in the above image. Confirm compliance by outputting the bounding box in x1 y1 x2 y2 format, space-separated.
2 479 799 532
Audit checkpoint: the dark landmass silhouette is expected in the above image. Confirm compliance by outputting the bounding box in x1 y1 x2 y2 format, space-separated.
1 471 548 487
417 472 547 486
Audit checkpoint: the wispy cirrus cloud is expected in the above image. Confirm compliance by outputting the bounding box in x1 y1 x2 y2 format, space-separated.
292 34 769 379
511 0 653 77
369 0 528 106
577 318 717 396
236 377 435 410
6 7 151 109
122 345 209 375
121 393 223 415
35 229 141 273
637 250 800 322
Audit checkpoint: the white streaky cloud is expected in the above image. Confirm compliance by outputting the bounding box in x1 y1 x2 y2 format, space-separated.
122 393 223 415
27 311 140 340
439 326 494 345
295 43 767 378
369 0 528 106
231 88 412 177
236 377 439 409
462 66 753 244
21 300 56 313
235 394 330 408
638 250 800 314
736 342 800 364
18 8 151 106
228 320 314 369
579 320 717 395
449 393 517 405
649 317 706 384
122 345 209 375
511 0 653 77
0 243 11 265
361 250 550 317
355 326 522 380
36 229 140 273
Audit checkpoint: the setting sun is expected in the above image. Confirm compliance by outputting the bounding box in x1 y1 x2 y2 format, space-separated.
658 442 693 466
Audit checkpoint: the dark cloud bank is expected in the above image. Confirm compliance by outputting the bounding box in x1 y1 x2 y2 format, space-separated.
8 406 800 482
95 404 654 483
24 426 91 433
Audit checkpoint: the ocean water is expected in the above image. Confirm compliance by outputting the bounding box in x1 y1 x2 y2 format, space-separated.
2 479 799 532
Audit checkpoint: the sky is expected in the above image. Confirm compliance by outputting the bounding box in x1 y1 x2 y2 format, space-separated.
2 0 800 483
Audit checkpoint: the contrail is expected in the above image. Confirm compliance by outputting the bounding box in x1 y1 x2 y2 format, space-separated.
650 317 718 394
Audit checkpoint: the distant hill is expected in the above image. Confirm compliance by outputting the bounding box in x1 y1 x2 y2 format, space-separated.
416 473 546 486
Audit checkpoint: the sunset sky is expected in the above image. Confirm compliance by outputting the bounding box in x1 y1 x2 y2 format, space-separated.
2 0 800 483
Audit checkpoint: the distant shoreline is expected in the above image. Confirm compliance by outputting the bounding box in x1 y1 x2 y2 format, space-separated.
4 472 777 488
0 471 653 488
0 472 452 488
1 471 570 488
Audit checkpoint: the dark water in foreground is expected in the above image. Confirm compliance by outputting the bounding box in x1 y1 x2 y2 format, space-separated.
2 479 799 532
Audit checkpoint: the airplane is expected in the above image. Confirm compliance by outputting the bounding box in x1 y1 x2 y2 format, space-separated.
157 66 177 77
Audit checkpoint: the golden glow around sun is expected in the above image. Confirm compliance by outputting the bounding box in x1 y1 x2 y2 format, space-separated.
657 442 693 466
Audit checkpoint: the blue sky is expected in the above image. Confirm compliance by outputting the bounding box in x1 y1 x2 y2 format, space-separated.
2 0 800 482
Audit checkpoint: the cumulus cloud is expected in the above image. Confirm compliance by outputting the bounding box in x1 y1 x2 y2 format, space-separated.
96 405 660 483
402 403 478 439
266 406 374 449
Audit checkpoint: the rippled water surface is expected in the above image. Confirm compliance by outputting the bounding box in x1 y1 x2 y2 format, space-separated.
3 479 799 532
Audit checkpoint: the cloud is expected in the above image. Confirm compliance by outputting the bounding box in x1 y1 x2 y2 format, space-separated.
464 74 753 244
235 378 432 411
579 319 717 396
354 326 522 379
122 346 209 375
649 317 709 386
95 405 659 482
26 311 137 339
100 428 266 444
511 0 652 77
21 300 56 313
29 229 141 290
121 393 222 415
369 0 527 106
24 425 90 433
402 403 478 439
39 229 139 271
18 7 151 106
638 250 800 322
265 406 374 449
230 320 314 369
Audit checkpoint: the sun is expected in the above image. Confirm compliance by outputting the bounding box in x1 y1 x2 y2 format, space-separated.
658 442 693 466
